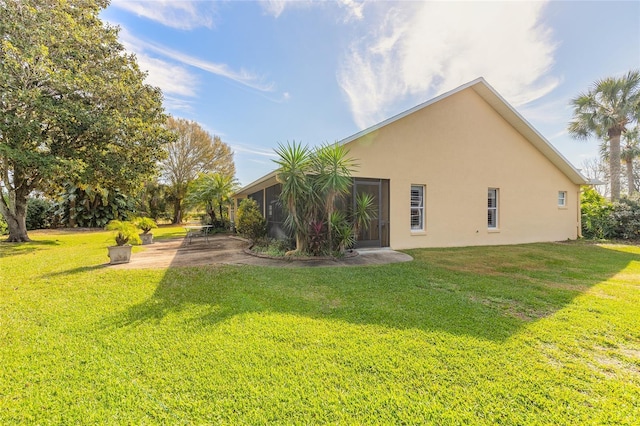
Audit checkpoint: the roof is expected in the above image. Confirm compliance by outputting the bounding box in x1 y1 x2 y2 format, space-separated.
234 77 588 196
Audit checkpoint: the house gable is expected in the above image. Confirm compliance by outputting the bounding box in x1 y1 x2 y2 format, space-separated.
339 78 587 186
232 78 586 249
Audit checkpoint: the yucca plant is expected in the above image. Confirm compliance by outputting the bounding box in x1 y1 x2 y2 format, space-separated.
329 210 355 254
353 192 376 240
274 141 312 254
312 143 357 252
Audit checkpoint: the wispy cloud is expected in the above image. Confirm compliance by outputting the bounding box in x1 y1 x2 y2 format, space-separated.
119 28 275 99
135 53 198 97
111 0 216 30
549 129 569 140
132 35 275 93
519 97 571 125
338 1 559 129
230 143 279 158
163 96 195 112
261 0 289 18
337 0 364 23
261 0 364 23
116 28 198 110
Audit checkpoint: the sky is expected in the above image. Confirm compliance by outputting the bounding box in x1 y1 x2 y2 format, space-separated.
101 0 640 186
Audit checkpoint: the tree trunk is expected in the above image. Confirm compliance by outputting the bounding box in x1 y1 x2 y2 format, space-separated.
173 198 182 224
68 197 76 228
609 132 622 201
0 189 31 242
208 201 217 225
627 158 636 195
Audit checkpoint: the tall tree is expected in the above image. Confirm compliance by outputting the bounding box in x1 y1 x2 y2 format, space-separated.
161 117 235 223
622 127 640 195
568 70 640 201
0 0 170 242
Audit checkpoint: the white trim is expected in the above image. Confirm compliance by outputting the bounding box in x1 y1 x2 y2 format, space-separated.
410 185 425 232
338 78 587 185
558 191 567 208
488 188 498 229
234 77 589 198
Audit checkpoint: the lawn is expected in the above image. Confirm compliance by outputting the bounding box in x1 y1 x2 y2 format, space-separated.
1 228 639 424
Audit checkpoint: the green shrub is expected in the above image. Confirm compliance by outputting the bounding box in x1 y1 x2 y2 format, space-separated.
236 198 266 241
26 197 54 230
53 183 136 228
581 188 640 240
610 196 640 240
581 188 615 239
251 238 293 257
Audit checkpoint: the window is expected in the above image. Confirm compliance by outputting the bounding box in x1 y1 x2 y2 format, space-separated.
411 185 425 231
488 188 498 228
558 191 567 207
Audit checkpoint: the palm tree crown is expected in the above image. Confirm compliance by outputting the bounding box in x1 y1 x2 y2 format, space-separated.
568 70 640 200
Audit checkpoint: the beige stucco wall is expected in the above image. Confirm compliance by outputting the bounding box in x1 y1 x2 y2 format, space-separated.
345 88 581 249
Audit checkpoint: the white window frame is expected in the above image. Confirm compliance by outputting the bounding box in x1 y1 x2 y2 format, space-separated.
410 185 425 232
558 191 567 207
488 188 498 229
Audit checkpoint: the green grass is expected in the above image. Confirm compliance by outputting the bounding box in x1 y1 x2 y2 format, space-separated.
1 229 639 424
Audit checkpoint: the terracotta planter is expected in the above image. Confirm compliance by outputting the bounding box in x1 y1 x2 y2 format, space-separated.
108 245 132 264
140 232 154 245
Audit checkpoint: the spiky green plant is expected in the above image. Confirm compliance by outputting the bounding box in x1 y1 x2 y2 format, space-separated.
353 192 376 240
274 141 312 253
329 210 355 254
312 143 357 252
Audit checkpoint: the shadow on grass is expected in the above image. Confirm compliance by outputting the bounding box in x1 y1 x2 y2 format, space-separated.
106 243 639 342
39 264 106 278
0 238 61 258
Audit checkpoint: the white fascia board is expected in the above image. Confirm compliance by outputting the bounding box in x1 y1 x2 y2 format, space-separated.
470 80 589 186
235 77 588 196
233 171 277 197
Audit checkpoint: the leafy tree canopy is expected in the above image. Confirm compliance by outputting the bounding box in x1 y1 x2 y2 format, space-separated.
161 117 235 223
0 0 172 241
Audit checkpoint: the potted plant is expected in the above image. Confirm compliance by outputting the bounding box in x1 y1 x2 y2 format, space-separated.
135 217 158 245
105 220 140 264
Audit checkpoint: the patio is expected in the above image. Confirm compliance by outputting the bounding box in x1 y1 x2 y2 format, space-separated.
111 234 412 269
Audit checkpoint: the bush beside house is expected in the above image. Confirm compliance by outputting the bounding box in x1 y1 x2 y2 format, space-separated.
581 187 640 240
235 199 266 242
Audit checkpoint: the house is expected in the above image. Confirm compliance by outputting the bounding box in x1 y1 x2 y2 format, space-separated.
231 78 588 250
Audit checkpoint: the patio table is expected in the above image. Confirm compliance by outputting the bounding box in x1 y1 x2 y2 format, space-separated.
184 225 213 244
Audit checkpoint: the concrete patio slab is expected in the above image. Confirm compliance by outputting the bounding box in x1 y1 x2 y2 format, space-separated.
111 234 412 269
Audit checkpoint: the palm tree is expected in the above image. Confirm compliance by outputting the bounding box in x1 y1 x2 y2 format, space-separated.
273 141 312 253
622 127 640 195
568 70 640 201
186 173 239 226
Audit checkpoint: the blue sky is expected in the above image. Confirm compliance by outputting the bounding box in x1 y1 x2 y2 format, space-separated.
102 1 640 186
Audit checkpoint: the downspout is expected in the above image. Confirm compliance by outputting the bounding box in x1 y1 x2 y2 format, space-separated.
577 187 583 238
